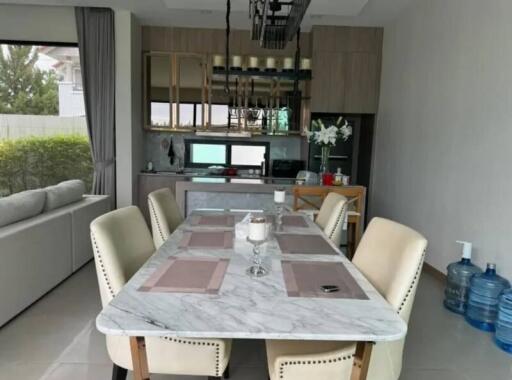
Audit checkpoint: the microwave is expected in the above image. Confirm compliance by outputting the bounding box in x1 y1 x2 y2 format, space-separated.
271 160 305 178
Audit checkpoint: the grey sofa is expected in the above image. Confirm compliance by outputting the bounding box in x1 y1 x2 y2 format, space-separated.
0 181 110 327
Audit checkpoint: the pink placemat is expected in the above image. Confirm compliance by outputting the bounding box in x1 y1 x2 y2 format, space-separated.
281 215 309 228
191 215 235 227
139 257 229 294
179 231 234 249
282 261 368 299
276 234 338 255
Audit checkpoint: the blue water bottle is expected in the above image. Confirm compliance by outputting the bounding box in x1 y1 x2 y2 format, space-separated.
465 263 510 331
444 241 483 314
495 289 512 353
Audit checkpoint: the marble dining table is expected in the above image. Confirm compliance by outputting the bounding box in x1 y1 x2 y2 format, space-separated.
96 210 407 380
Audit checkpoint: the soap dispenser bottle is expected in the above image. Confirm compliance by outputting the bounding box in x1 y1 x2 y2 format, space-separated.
443 241 483 314
466 263 511 331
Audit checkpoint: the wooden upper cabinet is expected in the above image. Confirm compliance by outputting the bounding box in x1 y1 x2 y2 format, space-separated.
311 52 346 113
344 52 380 114
311 26 383 114
312 26 382 53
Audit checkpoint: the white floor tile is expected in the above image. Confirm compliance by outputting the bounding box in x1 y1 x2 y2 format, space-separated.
0 262 510 380
42 363 112 380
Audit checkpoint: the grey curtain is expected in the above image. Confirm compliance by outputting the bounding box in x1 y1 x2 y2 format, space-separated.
75 7 116 205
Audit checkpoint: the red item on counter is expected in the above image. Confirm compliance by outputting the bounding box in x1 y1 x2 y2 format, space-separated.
322 172 334 186
223 167 238 176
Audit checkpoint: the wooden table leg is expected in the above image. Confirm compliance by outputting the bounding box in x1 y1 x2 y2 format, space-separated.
129 336 150 380
354 217 362 249
350 341 373 380
347 222 356 260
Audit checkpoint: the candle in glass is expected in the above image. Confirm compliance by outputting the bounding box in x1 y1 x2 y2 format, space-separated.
249 217 267 241
274 188 286 231
274 189 286 204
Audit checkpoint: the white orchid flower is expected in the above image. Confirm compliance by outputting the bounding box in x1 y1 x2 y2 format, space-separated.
309 118 353 147
305 130 314 143
339 123 353 141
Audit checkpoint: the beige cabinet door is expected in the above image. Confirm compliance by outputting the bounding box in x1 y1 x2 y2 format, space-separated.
311 52 347 113
344 52 380 113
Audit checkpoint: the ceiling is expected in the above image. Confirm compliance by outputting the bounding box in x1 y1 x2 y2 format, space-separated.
0 0 411 29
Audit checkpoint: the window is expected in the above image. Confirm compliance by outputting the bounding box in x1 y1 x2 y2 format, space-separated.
209 104 230 127
231 144 266 166
0 42 92 197
151 102 170 126
179 103 195 127
190 143 227 165
185 139 269 169
72 66 82 91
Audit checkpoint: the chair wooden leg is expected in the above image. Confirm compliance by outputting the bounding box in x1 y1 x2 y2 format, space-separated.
112 364 127 380
129 336 150 380
347 223 355 260
350 341 373 380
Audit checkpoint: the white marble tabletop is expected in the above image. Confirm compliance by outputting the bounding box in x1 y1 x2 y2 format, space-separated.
96 210 406 342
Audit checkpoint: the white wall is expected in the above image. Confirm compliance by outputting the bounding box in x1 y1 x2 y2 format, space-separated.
372 0 512 278
115 10 143 208
0 5 76 42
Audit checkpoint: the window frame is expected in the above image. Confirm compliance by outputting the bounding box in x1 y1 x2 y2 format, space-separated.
0 40 77 48
0 40 93 196
184 139 270 170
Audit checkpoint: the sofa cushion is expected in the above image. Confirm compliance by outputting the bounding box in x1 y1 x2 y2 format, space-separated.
44 180 86 212
0 189 46 227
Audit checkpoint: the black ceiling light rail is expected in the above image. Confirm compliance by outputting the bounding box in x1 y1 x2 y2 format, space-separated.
249 0 311 50
225 0 231 94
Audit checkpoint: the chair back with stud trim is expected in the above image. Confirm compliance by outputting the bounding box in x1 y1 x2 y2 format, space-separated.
315 192 348 247
90 206 155 306
352 217 427 380
148 188 183 249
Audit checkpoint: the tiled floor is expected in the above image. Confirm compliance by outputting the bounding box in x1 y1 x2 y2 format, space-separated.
0 263 511 380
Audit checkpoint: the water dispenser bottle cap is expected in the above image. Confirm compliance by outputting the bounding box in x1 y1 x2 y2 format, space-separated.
456 240 472 259
487 263 496 270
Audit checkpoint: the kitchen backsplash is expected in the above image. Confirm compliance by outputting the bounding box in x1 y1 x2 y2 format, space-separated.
144 132 304 171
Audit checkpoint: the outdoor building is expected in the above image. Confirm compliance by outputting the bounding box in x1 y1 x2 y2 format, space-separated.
38 45 85 117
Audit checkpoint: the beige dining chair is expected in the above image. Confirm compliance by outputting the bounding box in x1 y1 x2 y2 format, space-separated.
265 217 427 380
315 192 348 247
148 187 183 248
90 206 231 380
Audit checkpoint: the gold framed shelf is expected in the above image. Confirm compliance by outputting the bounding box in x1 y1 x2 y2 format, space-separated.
143 52 311 136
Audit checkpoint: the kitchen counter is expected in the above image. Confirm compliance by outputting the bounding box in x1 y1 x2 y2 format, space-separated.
138 172 297 223
175 178 296 217
138 171 363 225
139 171 296 185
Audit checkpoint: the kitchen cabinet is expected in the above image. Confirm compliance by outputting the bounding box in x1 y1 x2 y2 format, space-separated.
311 26 383 114
311 52 347 113
143 52 207 131
344 52 380 113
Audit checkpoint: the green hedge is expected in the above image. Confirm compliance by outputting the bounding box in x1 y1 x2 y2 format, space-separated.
0 135 93 197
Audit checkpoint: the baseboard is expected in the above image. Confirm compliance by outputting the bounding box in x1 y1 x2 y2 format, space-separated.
423 262 446 282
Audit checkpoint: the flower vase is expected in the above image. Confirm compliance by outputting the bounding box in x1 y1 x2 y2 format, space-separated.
319 146 330 175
